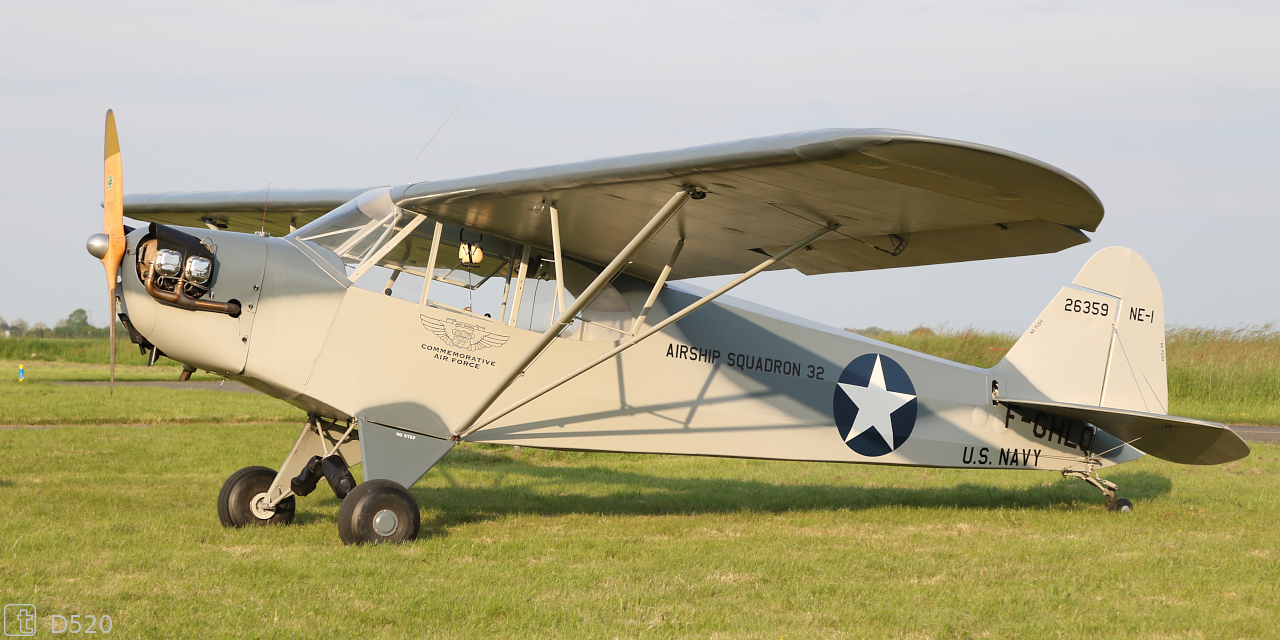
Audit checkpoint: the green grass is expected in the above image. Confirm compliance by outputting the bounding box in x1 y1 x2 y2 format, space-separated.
854 325 1280 425
0 336 167 367
855 326 1017 369
0 359 220 383
0 424 1276 638
1 332 1276 637
0 362 301 425
7 321 1279 426
1164 326 1280 426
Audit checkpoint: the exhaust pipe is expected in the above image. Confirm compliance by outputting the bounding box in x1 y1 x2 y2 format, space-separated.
145 269 241 316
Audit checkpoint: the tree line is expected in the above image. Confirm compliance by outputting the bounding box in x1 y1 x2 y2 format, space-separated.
0 309 120 339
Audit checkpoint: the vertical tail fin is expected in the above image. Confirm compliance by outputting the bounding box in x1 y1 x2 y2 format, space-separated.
995 247 1167 413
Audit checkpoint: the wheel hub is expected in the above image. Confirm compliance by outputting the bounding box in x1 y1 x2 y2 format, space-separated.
372 509 399 537
249 492 276 520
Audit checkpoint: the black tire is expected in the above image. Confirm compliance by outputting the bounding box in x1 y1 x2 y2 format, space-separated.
1107 497 1134 513
337 479 420 545
217 466 295 528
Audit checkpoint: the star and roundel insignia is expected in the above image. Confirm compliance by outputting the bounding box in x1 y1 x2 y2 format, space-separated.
833 353 917 457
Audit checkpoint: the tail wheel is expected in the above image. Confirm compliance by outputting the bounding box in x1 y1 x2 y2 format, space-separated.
218 466 295 527
337 479 420 545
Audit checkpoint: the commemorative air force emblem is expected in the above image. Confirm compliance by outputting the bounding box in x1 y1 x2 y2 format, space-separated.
833 353 918 457
420 316 510 352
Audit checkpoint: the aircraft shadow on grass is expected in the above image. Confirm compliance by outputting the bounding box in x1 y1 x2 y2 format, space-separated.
290 450 1173 535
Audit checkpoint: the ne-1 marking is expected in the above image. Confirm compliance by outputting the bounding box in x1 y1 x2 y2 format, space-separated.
1129 307 1156 323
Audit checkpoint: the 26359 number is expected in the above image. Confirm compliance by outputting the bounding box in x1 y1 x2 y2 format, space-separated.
1063 298 1108 316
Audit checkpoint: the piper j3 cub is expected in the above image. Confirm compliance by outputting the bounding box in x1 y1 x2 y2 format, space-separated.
88 111 1248 544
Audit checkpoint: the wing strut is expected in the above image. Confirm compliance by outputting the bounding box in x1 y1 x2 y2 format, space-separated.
629 236 684 336
452 187 697 436
457 221 838 439
506 244 531 326
417 220 445 305
550 204 567 317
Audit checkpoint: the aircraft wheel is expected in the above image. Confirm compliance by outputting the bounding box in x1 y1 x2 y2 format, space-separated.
218 466 295 527
1107 497 1133 513
337 479 420 545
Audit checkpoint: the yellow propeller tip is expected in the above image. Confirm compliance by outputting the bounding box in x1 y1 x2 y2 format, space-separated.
105 111 120 160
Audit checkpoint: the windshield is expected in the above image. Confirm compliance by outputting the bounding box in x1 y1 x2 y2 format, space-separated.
290 188 401 265
290 188 513 280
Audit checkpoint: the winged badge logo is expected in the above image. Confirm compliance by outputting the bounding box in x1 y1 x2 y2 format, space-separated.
420 316 510 352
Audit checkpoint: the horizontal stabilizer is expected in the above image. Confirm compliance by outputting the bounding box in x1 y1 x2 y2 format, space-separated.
1000 398 1249 465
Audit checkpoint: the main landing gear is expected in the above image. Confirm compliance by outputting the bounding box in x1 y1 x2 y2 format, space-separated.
216 416 423 544
337 480 421 545
1062 463 1132 513
217 466 295 527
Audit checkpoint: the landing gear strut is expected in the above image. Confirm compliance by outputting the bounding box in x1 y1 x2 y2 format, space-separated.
1062 464 1132 513
220 416 432 544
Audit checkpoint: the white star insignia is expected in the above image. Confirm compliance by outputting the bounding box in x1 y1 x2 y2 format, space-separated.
838 355 916 450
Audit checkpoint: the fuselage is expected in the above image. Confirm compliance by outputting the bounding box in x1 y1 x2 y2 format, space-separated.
119 226 1138 474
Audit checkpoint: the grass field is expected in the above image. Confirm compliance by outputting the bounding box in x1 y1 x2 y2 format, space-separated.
0 336 168 367
0 361 301 426
2 327 1280 427
1 359 218 383
0 424 1276 638
1 331 1276 637
856 325 1280 425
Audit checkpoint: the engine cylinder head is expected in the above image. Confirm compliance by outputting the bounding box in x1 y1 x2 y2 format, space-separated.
154 249 182 278
185 256 213 285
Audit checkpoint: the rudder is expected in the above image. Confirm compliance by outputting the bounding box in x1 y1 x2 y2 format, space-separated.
995 247 1167 413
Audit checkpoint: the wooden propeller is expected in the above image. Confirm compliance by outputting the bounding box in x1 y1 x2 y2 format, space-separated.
101 110 126 393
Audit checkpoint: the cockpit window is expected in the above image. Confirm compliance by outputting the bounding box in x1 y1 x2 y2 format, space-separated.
291 188 404 266
291 188 514 282
290 189 632 341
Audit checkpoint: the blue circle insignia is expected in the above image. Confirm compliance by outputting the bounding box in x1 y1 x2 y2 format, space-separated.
832 353 918 457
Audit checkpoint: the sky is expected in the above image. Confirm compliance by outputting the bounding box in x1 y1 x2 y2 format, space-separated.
1 0 1276 333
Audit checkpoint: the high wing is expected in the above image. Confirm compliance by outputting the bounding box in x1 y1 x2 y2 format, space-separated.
123 128 1103 280
124 187 378 236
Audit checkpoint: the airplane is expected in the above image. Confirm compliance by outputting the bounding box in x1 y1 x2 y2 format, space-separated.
86 111 1249 544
